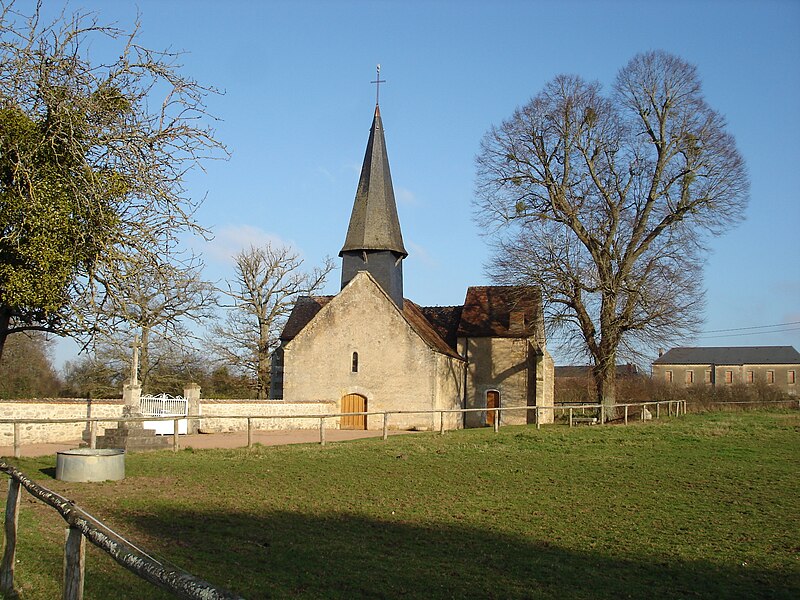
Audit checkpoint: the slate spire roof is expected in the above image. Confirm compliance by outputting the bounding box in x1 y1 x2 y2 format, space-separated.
339 105 407 258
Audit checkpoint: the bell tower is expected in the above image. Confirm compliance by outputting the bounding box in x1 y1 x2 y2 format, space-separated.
339 90 407 307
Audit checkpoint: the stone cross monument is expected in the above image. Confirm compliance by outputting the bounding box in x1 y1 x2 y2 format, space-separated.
122 334 143 420
97 333 170 450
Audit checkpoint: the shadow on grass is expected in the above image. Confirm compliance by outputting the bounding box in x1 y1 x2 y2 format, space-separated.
117 509 797 600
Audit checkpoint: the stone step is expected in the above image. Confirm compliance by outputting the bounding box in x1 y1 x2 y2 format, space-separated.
96 426 171 452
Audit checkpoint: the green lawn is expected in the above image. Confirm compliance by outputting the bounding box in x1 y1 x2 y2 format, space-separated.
2 410 799 599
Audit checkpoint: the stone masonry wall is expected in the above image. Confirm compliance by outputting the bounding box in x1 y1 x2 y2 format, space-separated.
0 399 125 445
282 273 466 431
196 400 337 432
0 398 336 445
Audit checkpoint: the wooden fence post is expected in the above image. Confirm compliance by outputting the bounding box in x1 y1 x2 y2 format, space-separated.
89 421 97 450
247 418 253 448
172 419 179 452
439 411 445 435
600 405 605 424
383 413 389 441
569 407 573 428
0 478 21 596
319 418 326 446
63 526 85 600
13 423 20 459
624 405 628 425
656 402 660 419
536 407 541 430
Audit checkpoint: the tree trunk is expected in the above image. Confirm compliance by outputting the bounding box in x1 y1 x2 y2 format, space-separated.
593 355 617 421
0 309 9 364
256 349 269 400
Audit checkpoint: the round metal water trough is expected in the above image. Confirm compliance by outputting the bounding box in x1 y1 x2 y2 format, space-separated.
56 448 125 482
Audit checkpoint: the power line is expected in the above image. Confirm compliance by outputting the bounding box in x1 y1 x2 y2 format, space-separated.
698 326 800 340
699 320 800 334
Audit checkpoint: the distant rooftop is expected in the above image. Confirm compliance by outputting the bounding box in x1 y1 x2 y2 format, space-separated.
653 346 800 365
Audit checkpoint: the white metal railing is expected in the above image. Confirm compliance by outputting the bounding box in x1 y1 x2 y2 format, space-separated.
139 394 189 435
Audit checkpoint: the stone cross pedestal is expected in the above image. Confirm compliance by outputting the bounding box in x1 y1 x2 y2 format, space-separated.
96 335 169 452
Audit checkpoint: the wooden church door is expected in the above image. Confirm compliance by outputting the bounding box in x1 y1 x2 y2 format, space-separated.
486 390 500 426
341 394 367 430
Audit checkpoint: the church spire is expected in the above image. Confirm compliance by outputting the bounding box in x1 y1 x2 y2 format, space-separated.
340 82 406 307
340 105 407 258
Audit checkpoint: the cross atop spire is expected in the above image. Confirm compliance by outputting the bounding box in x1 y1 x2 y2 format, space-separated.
370 64 385 106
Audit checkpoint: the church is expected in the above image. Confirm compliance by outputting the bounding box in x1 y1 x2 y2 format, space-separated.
270 104 554 430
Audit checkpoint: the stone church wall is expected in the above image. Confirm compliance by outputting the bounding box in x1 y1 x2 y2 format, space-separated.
282 273 465 431
459 337 554 427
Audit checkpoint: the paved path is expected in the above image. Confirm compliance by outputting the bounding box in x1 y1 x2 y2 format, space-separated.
0 428 415 458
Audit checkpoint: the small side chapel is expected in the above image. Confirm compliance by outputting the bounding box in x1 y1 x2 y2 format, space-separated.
270 103 554 430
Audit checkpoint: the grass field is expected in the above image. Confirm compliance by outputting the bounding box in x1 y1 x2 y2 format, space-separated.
1 410 798 599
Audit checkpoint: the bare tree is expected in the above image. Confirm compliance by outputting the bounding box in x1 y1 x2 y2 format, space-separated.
89 255 217 392
475 51 749 413
209 244 334 399
0 0 227 360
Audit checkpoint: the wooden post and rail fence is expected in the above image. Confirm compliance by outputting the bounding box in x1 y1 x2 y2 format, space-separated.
1 398 797 598
0 461 243 600
0 400 700 457
3 397 799 456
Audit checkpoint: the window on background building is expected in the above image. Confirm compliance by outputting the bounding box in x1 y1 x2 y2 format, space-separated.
685 370 694 384
789 371 796 385
352 352 359 373
705 370 712 384
746 370 754 384
767 370 775 384
665 370 673 383
725 370 733 384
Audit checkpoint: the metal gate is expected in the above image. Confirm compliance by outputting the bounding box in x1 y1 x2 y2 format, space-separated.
139 394 189 435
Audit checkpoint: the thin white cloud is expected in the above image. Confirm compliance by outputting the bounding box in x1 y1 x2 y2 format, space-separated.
343 161 361 174
317 167 335 183
395 186 418 206
203 224 288 265
406 240 438 268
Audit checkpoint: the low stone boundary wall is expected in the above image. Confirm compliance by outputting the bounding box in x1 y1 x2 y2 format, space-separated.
198 400 337 432
0 399 124 445
0 398 338 444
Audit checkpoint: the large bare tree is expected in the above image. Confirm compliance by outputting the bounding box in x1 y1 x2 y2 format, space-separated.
0 0 226 361
475 51 749 412
209 244 333 399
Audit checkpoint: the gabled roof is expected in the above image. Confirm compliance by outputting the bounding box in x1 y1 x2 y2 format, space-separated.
457 286 542 338
278 274 461 360
340 106 407 258
280 281 547 357
653 346 800 366
280 296 333 341
418 305 463 350
403 301 462 359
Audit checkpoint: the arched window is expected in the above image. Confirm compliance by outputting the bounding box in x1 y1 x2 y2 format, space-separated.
352 352 359 373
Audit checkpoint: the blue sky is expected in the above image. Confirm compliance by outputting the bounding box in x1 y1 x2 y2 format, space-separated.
29 0 800 367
